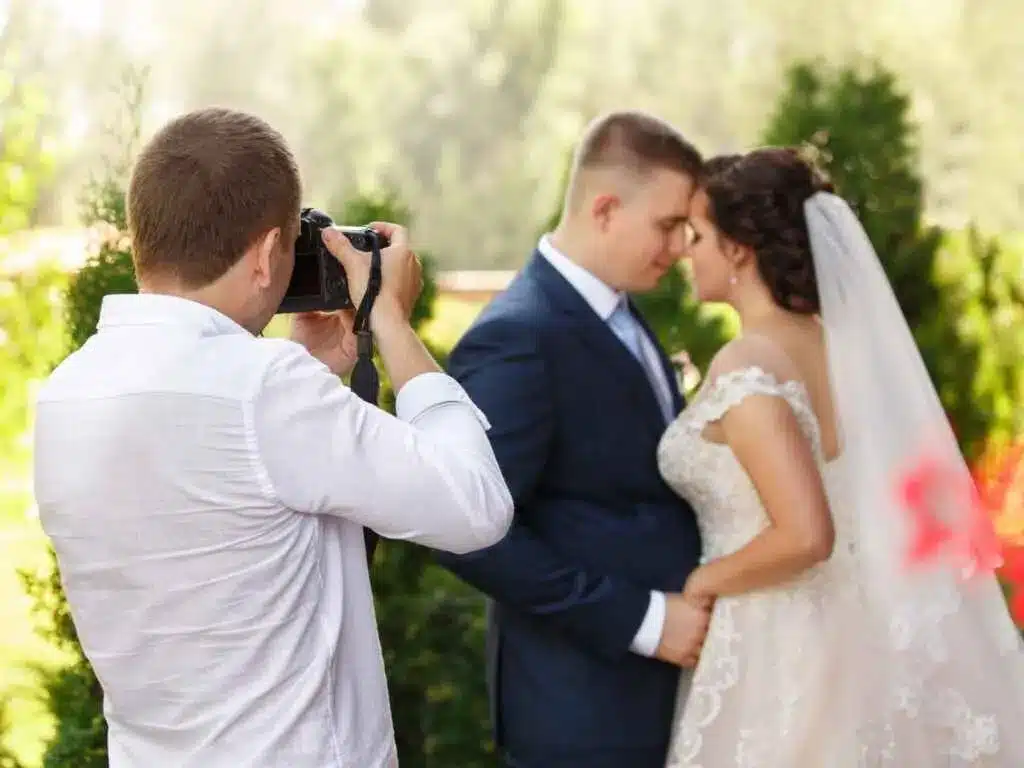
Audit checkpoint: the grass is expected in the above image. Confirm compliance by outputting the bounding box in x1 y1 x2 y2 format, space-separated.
0 293 487 767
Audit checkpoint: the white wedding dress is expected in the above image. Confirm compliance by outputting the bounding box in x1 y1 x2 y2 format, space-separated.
657 363 1024 767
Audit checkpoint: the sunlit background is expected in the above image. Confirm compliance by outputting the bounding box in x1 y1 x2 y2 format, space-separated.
1 1 1022 766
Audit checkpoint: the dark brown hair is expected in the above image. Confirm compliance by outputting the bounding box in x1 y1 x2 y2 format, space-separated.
573 110 704 182
703 147 834 314
128 107 301 288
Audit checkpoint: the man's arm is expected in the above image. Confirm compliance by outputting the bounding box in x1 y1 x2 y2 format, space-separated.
252 339 513 555
433 316 661 661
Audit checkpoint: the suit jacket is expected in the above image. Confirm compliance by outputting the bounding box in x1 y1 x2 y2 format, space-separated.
435 250 703 766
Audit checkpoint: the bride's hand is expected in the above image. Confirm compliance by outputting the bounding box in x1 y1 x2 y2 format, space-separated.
682 567 715 608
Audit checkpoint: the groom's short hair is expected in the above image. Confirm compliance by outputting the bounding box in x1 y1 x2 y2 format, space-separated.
569 111 703 204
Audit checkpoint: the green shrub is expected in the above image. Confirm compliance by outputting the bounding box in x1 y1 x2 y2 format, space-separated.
0 261 68 524
0 699 27 768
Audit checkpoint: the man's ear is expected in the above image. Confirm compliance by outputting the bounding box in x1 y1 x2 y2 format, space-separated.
590 192 622 231
250 227 282 289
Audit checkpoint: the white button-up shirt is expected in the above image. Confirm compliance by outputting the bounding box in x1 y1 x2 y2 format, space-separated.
32 293 513 768
537 236 670 658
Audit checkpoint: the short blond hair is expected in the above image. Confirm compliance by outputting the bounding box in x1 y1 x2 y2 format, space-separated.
569 110 703 196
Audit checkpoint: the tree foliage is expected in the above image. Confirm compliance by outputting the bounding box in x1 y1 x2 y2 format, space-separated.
0 3 55 235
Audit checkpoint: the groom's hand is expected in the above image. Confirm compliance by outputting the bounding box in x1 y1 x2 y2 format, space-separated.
656 593 711 668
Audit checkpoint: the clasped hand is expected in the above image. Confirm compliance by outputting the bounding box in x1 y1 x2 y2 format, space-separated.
655 572 715 668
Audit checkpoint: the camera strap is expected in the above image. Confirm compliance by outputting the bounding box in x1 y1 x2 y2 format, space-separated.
349 239 384 565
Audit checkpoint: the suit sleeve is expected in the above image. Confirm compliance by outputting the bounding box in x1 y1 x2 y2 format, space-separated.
433 315 652 660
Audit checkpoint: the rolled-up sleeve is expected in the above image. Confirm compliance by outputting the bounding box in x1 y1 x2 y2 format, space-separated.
251 342 513 554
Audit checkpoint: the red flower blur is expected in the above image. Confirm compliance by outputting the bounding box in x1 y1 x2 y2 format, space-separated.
897 448 1002 579
972 439 1024 626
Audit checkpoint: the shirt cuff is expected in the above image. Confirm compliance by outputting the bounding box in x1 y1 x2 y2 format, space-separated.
629 590 666 657
394 371 491 429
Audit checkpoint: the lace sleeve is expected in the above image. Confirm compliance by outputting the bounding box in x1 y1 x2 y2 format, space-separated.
687 366 823 456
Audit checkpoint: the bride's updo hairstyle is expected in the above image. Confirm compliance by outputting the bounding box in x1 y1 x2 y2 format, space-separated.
703 147 834 315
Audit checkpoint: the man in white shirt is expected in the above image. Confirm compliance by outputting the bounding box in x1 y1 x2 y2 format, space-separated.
32 107 513 768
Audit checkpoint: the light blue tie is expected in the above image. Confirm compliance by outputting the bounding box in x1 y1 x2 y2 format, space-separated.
607 299 673 422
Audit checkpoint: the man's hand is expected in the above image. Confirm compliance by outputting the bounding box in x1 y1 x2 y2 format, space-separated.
321 222 423 327
290 310 358 377
655 592 712 668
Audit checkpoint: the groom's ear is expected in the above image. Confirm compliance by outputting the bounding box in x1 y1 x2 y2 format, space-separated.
590 192 620 230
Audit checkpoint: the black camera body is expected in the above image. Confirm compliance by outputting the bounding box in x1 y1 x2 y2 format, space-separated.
278 207 390 314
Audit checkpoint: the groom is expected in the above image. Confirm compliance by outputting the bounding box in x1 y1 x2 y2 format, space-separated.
435 111 708 767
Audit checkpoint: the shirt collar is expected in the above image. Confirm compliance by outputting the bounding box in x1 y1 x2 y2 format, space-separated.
537 234 624 322
97 293 250 337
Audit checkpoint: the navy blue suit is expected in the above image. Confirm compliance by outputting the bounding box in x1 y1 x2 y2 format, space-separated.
435 251 703 767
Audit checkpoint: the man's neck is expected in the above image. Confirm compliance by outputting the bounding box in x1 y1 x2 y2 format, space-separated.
548 226 604 280
138 281 258 335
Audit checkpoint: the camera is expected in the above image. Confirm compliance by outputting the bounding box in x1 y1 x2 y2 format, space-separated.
277 207 390 314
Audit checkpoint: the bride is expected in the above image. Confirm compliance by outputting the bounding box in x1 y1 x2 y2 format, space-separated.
658 147 1024 766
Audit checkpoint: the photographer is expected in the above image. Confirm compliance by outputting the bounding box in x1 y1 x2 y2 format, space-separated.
32 107 513 768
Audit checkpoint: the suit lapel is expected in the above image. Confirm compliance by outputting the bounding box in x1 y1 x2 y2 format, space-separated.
527 252 669 435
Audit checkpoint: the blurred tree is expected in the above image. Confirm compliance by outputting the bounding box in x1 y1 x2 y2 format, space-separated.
0 32 65 485
0 78 53 233
536 146 573 237
0 262 67 495
299 0 569 269
0 699 26 768
0 0 56 233
760 60 1017 457
950 0 1024 233
936 226 1024 447
9 0 1024 254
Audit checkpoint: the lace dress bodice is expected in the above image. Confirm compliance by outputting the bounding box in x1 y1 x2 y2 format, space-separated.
658 366 850 565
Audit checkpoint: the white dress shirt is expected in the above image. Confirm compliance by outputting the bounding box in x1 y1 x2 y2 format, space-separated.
537 236 670 658
32 293 513 768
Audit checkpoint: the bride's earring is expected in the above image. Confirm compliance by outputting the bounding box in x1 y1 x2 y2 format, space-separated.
729 272 738 286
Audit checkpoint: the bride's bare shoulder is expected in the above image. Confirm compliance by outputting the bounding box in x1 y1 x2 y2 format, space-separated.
704 334 803 387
